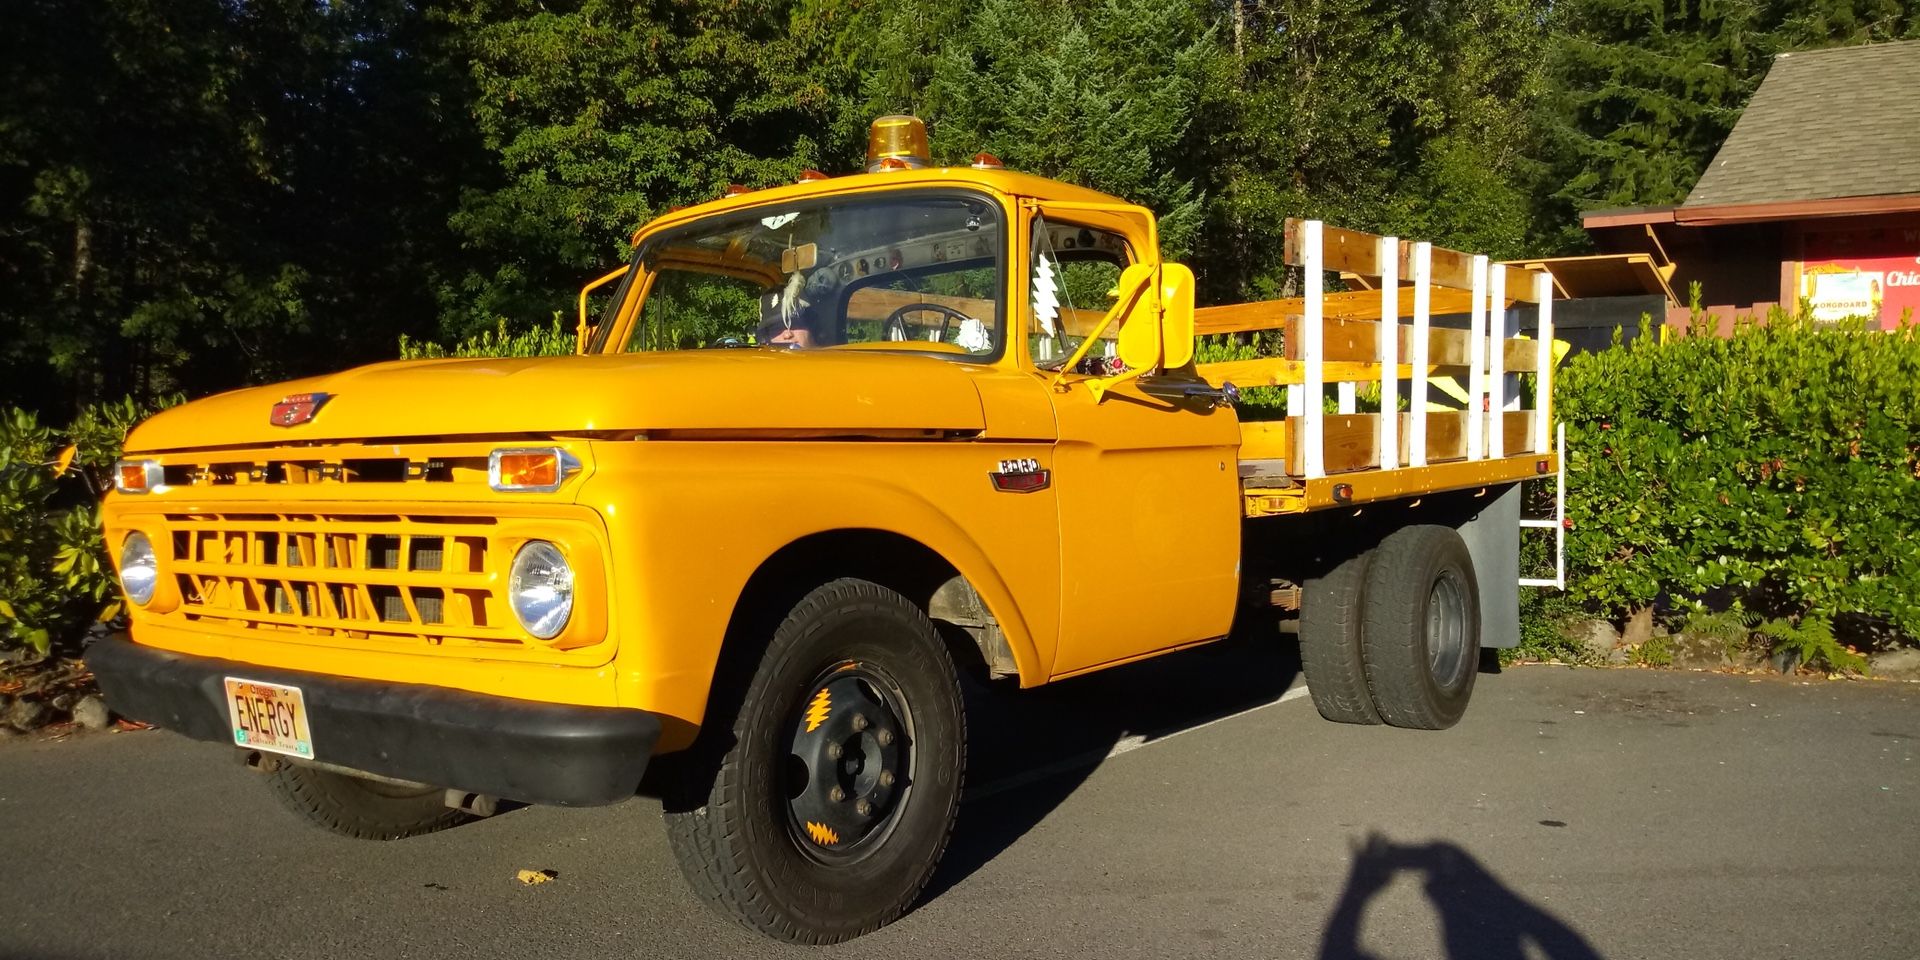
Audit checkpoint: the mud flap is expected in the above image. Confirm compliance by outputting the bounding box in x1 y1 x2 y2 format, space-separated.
1455 484 1520 648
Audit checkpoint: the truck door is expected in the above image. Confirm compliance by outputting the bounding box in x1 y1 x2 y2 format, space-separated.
1030 216 1243 677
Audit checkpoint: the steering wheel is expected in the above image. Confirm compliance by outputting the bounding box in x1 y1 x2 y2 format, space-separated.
882 302 973 344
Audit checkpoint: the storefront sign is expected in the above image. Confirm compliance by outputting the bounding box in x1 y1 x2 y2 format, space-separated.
1800 226 1920 330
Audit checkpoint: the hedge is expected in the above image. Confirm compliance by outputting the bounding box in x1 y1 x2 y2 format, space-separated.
1 398 172 657
1555 312 1920 659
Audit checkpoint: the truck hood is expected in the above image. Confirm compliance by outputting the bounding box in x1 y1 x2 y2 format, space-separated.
125 350 991 452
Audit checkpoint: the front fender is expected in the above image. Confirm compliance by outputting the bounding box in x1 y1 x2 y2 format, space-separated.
581 439 1060 748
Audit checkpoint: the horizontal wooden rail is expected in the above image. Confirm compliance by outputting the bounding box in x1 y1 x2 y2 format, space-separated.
1279 218 1548 303
1271 317 1544 372
1275 411 1539 476
1194 287 1485 336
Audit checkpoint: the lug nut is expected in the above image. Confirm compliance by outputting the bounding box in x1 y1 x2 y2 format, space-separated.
829 786 846 802
879 771 896 788
876 729 894 746
851 713 869 732
826 742 843 760
856 799 873 817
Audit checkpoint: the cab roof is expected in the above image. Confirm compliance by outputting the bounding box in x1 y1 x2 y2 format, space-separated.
633 166 1140 246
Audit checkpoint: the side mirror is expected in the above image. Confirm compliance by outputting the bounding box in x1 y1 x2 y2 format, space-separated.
577 265 631 354
1158 263 1195 368
1077 262 1199 401
1117 263 1195 371
1110 263 1161 369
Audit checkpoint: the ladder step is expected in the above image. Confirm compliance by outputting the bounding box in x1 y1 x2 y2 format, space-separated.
1518 519 1559 528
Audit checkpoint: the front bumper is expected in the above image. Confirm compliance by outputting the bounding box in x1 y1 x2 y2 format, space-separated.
87 634 659 806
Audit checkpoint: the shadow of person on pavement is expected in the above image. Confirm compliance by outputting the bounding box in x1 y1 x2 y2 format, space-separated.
1320 833 1604 960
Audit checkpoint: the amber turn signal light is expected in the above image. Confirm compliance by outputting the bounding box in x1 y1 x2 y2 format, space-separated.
488 447 581 493
114 459 163 494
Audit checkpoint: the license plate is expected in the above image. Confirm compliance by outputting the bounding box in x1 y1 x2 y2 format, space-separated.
224 677 315 760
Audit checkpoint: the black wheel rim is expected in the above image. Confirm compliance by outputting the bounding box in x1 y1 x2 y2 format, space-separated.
784 660 915 863
1426 569 1471 689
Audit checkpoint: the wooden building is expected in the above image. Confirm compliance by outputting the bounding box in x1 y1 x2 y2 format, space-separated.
1582 39 1920 333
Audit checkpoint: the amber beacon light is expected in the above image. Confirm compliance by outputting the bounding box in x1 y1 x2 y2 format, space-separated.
865 115 932 172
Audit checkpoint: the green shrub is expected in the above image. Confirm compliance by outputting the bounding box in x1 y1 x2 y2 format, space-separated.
1507 589 1594 665
1196 333 1290 419
400 315 576 359
1555 311 1920 652
0 398 172 658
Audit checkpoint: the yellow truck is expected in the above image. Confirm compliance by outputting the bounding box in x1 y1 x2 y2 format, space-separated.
89 116 1562 943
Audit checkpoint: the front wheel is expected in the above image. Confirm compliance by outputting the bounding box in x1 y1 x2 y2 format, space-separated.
265 764 472 840
664 578 966 944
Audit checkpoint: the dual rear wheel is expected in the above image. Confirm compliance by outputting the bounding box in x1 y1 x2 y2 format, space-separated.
1299 524 1481 730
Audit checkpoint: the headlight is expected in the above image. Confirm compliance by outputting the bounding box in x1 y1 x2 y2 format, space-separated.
508 541 574 640
120 532 159 606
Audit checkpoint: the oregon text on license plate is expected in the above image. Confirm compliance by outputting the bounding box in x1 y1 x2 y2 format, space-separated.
223 678 315 760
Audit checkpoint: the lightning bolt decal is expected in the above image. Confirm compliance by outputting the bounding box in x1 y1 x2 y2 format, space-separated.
804 687 832 732
805 821 841 845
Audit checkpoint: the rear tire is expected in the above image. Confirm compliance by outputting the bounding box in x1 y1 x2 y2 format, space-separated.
265 764 472 840
664 578 966 944
1298 549 1382 725
1360 525 1480 730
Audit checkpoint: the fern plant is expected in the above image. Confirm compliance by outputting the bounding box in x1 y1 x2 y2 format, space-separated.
1757 615 1867 675
1679 607 1761 657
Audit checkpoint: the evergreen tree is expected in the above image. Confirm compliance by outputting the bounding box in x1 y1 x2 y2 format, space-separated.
845 0 1226 259
436 0 858 339
1199 0 1554 301
0 0 483 410
1545 0 1917 246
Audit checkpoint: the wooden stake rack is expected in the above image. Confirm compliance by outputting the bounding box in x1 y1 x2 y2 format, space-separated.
1207 219 1560 517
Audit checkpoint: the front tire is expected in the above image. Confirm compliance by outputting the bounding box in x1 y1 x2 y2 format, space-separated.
265 764 472 840
1360 525 1481 730
664 578 966 944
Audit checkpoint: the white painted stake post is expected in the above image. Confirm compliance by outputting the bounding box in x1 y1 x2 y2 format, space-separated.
1408 242 1431 468
1534 270 1554 454
1466 255 1488 462
1302 220 1325 479
1486 264 1506 458
1377 236 1399 470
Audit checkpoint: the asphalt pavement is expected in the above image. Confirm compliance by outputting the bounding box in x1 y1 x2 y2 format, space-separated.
3 641 1918 960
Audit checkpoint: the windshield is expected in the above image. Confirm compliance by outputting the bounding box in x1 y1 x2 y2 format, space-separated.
597 191 1005 358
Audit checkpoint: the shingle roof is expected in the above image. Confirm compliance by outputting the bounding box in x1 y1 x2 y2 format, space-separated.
1684 39 1920 208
